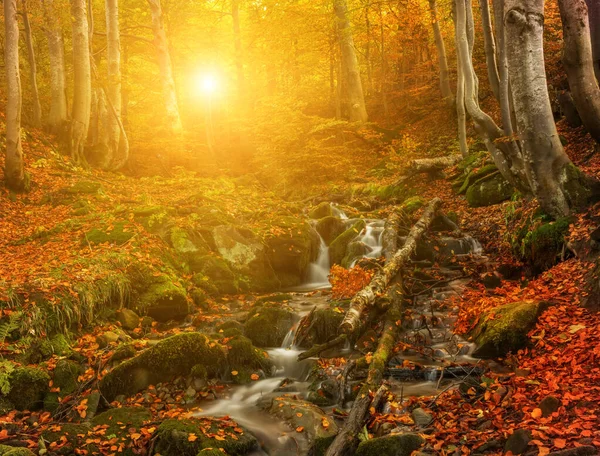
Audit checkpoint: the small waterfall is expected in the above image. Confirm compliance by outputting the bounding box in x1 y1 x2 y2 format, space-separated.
303 231 331 289
357 220 385 259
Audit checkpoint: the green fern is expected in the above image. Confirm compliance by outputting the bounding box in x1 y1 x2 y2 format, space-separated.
0 360 15 395
0 311 22 344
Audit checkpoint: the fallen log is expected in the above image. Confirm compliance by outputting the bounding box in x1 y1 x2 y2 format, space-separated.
381 210 402 261
386 365 485 381
340 198 442 334
394 155 462 186
297 334 347 361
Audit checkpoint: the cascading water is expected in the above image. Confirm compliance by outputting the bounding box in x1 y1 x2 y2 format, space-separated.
303 231 331 289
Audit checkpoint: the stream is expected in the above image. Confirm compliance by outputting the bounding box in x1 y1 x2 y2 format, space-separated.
195 205 486 455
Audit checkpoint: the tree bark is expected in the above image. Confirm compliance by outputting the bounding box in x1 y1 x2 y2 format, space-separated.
4 0 27 191
478 0 501 99
70 0 92 166
505 0 591 217
492 0 515 137
42 0 68 135
334 0 368 123
147 0 183 134
584 0 600 80
106 0 129 169
21 0 43 128
558 0 600 144
428 0 454 102
340 198 441 334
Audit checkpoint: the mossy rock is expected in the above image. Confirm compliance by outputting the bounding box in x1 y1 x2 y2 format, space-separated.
188 255 239 295
135 276 189 322
466 173 514 207
85 221 134 245
315 217 347 245
0 397 14 415
24 333 72 364
41 423 93 455
91 406 152 438
244 307 295 348
329 220 365 266
309 202 334 219
52 359 82 395
227 336 272 382
7 367 50 411
43 392 61 413
116 308 141 330
515 217 571 272
0 445 35 456
109 343 137 364
469 300 550 358
99 333 226 401
153 418 258 456
355 433 425 456
458 164 498 195
170 226 201 255
341 241 368 268
298 308 343 348
64 181 103 194
196 450 225 456
255 293 293 305
399 196 425 215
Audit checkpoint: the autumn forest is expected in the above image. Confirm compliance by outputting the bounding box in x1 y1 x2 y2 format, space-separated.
1 0 600 454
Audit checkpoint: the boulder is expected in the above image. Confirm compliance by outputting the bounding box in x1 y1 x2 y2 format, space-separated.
7 367 50 411
309 202 334 219
469 301 550 358
212 225 279 291
330 220 366 266
504 429 532 455
411 408 433 427
116 308 140 330
355 433 425 456
135 276 189 322
52 359 82 395
92 406 152 438
41 423 94 454
24 333 72 364
0 445 35 456
153 417 258 456
227 335 273 384
266 396 338 455
466 173 514 207
85 221 134 245
99 333 226 401
315 217 347 245
188 254 239 295
342 241 369 268
297 308 344 348
244 306 295 348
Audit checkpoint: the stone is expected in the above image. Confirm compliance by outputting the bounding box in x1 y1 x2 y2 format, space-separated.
85 221 134 245
309 202 334 219
315 216 347 245
99 333 226 401
329 220 366 265
469 301 550 358
52 359 82 395
411 408 433 427
7 367 50 411
188 255 239 295
355 433 425 456
24 333 72 364
342 241 369 268
539 395 561 417
0 445 36 455
244 306 295 348
135 276 189 322
504 429 532 455
116 308 140 330
297 308 344 348
466 173 514 207
96 331 120 348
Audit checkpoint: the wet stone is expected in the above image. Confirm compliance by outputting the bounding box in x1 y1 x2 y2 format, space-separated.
504 429 532 455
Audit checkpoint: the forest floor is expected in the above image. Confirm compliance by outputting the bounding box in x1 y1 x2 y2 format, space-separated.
0 109 600 455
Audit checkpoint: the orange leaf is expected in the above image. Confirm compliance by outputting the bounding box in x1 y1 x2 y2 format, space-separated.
531 408 543 419
296 426 304 433
188 434 198 442
554 439 567 449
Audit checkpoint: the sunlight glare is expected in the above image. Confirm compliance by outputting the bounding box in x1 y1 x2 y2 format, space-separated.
196 73 219 96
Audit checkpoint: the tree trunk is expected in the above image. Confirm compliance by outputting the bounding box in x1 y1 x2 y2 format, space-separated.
70 0 92 166
21 0 43 128
232 0 246 106
456 62 469 157
492 0 515 137
4 0 27 191
478 0 501 99
147 0 183 134
334 0 368 123
428 0 453 102
505 0 591 217
42 0 68 135
558 0 600 144
106 0 129 169
584 0 600 80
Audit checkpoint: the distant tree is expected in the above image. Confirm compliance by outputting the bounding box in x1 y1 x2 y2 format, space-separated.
585 0 599 80
21 0 43 128
558 0 600 143
3 0 27 191
428 0 453 102
477 0 500 100
147 0 183 134
42 0 68 135
334 0 368 123
70 0 92 166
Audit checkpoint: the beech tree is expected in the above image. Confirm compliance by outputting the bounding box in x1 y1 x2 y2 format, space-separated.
558 0 600 144
334 0 368 123
21 0 43 128
585 0 599 79
428 0 453 102
147 0 183 134
4 0 27 191
70 0 92 166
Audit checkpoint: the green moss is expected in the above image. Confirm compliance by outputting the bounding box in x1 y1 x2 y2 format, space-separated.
227 336 272 383
466 173 514 207
329 220 365 265
0 445 36 455
303 308 343 346
135 275 189 322
64 181 103 194
469 301 549 358
154 418 258 456
43 392 61 413
99 333 226 401
561 162 592 209
41 423 94 454
52 359 82 395
399 196 425 215
8 367 50 411
91 406 152 437
197 450 225 456
341 241 368 268
315 216 346 245
85 222 134 245
191 364 208 380
458 164 498 195
355 433 425 456
255 293 293 305
244 307 294 348
188 255 238 295
309 202 334 219
24 333 72 363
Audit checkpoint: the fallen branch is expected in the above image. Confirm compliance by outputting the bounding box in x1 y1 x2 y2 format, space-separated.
340 198 442 334
394 155 462 186
297 334 347 361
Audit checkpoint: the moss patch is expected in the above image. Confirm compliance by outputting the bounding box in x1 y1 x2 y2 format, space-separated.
466 173 514 207
244 307 295 347
329 220 365 265
85 222 134 246
7 367 51 411
355 433 425 456
91 406 152 438
135 276 189 322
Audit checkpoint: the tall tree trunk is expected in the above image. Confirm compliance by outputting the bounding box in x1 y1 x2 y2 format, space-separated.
42 0 68 135
232 0 246 107
21 0 42 128
492 0 515 136
147 0 183 134
428 0 453 102
334 0 368 123
478 0 501 99
4 0 27 191
558 0 600 144
70 0 91 166
505 0 591 217
584 0 600 80
456 63 469 156
379 5 389 120
106 0 129 169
